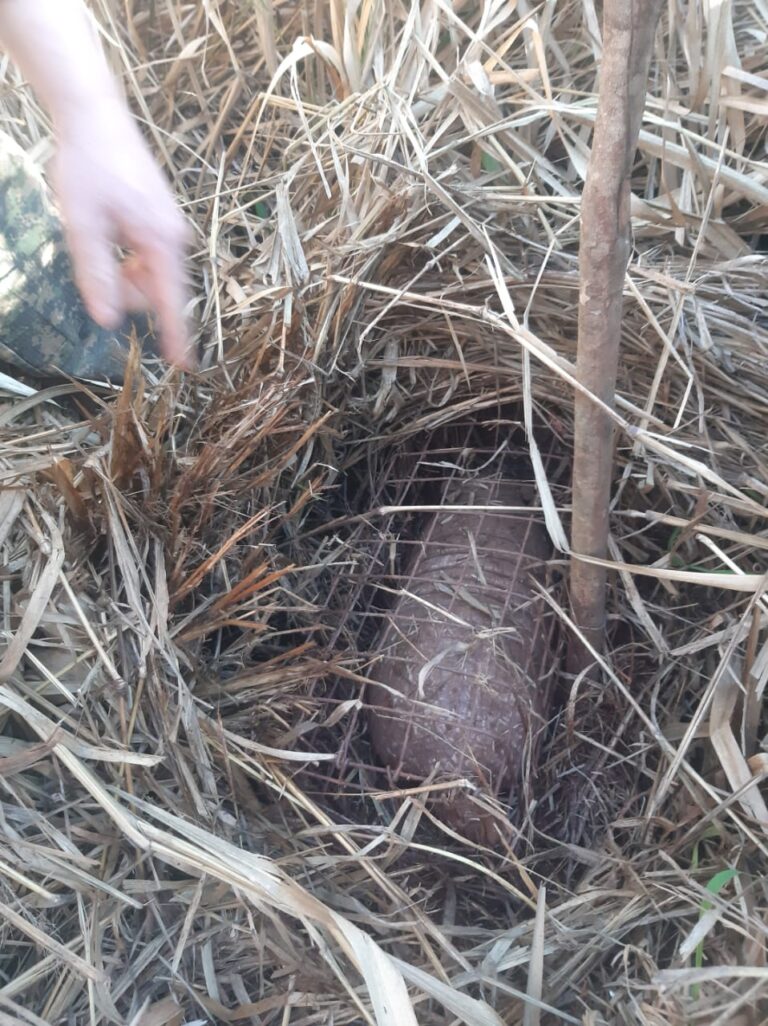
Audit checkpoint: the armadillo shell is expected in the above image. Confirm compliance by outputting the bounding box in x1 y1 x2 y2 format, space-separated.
368 475 555 842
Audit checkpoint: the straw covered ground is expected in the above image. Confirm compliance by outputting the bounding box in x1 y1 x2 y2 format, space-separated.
0 0 767 1023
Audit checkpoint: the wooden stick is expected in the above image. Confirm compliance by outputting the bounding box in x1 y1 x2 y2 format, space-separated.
569 0 664 669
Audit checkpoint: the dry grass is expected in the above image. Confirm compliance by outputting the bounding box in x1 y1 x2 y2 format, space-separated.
0 0 767 1023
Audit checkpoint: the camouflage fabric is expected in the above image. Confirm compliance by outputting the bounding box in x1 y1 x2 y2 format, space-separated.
0 132 157 384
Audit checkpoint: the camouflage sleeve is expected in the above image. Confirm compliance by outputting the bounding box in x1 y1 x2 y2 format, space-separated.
0 131 156 384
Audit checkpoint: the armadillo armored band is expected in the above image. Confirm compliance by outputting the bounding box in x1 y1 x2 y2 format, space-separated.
0 132 157 384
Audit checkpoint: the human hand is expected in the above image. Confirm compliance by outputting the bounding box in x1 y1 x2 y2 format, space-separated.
0 0 193 369
52 101 193 369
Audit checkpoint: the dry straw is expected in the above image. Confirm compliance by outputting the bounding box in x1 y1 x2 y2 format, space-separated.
0 0 766 1024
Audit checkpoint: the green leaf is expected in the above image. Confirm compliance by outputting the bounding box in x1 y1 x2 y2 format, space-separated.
701 868 737 911
669 555 735 573
692 866 737 996
481 151 502 173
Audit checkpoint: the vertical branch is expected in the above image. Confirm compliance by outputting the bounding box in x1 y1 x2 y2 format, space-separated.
569 0 663 669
